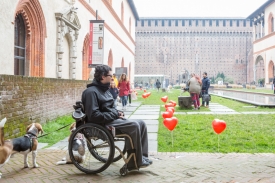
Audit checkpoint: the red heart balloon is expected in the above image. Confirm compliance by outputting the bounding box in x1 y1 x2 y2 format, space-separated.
163 118 178 131
162 111 173 118
212 119 226 134
171 117 178 124
166 108 174 114
166 107 175 113
144 89 146 92
169 100 177 107
145 93 150 97
147 92 151 96
161 96 168 103
165 103 174 108
142 93 147 99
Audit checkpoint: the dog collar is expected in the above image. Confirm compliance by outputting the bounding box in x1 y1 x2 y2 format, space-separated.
26 131 37 138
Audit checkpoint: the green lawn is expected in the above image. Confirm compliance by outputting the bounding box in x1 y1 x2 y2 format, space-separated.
39 115 74 147
158 113 275 153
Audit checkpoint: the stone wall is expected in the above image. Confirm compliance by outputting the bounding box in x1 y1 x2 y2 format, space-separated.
0 75 89 138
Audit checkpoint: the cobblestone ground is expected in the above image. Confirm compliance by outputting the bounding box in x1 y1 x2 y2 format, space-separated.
1 150 275 183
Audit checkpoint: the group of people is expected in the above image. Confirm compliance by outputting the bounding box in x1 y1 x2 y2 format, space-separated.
108 73 133 111
187 72 211 110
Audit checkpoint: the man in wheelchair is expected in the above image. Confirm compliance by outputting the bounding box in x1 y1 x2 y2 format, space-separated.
81 65 152 171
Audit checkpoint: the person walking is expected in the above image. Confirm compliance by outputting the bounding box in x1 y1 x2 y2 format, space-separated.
118 73 130 110
201 72 211 108
188 73 202 110
109 80 119 109
155 79 161 92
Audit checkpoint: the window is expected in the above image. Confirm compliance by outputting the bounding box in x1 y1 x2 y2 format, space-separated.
121 2 124 23
14 14 26 75
271 17 274 32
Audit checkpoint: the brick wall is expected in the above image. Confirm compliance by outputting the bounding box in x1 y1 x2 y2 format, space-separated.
0 75 89 138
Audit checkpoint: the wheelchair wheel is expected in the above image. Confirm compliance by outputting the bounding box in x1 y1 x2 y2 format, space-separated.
88 136 126 163
68 123 115 174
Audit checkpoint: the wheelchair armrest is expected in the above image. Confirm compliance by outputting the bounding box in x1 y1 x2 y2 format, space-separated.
106 125 116 138
72 108 86 121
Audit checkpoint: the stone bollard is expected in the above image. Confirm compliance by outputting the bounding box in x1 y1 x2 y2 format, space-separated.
178 96 192 108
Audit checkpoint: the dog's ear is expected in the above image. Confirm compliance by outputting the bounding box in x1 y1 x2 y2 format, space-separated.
36 123 44 135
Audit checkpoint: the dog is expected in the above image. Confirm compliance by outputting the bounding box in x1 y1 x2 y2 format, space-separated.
12 122 44 169
56 122 86 165
0 118 13 179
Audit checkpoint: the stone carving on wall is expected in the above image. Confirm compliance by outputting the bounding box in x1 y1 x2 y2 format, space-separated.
55 6 81 79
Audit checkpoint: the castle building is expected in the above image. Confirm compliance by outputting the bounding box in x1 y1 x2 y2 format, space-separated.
135 17 253 84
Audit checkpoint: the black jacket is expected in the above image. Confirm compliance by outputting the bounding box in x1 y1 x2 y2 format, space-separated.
81 79 119 124
156 81 161 88
202 77 210 91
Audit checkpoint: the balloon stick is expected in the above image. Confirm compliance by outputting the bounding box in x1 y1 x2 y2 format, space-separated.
171 130 174 148
218 134 220 152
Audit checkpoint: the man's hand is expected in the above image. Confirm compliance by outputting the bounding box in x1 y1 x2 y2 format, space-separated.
118 111 124 118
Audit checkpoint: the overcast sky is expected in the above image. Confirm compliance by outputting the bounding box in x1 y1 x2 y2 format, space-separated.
133 0 268 18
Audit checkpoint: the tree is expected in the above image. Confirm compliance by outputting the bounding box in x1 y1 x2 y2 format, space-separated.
220 72 225 80
215 77 223 84
224 77 234 84
216 72 221 79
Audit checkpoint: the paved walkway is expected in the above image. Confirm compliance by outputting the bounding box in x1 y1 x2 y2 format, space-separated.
1 150 275 182
1 102 275 182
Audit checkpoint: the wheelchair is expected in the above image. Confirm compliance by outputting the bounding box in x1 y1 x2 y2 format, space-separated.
69 101 138 176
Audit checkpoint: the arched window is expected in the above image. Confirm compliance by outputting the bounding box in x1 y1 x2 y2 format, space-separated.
82 34 91 80
121 2 124 24
121 57 124 67
15 0 46 77
129 17 131 33
14 14 26 75
268 13 274 34
271 17 274 32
